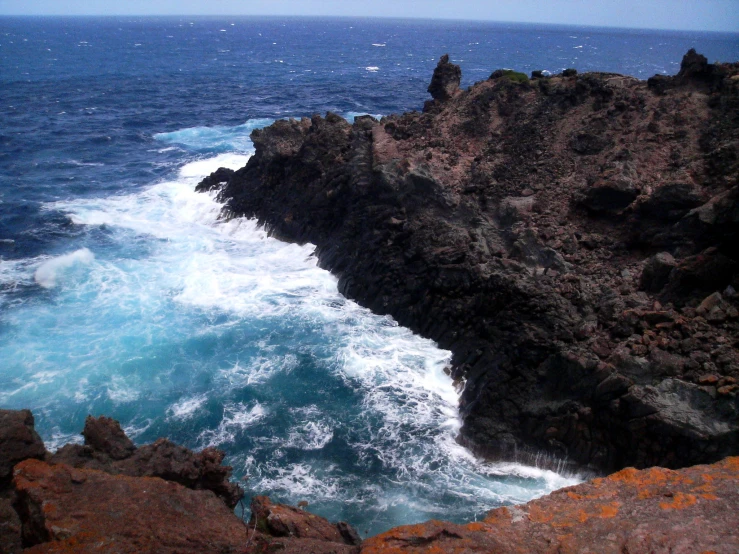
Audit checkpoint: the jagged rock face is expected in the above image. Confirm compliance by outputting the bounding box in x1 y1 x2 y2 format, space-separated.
427 54 461 102
249 496 361 553
206 50 739 473
0 410 46 487
361 457 739 554
50 415 244 508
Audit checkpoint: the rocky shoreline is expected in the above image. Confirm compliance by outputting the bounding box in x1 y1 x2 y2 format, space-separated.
1 410 737 553
3 50 739 553
200 49 739 473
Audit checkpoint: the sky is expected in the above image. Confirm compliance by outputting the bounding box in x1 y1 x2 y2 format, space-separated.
0 0 737 32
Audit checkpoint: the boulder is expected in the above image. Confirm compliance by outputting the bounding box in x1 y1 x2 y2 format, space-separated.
578 178 639 213
640 252 677 293
638 182 704 221
250 495 361 546
81 414 135 460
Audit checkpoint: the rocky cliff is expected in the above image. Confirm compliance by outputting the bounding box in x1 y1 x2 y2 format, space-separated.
202 49 739 473
1 410 737 553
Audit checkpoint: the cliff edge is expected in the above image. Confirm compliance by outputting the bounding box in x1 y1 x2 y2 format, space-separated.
204 50 739 473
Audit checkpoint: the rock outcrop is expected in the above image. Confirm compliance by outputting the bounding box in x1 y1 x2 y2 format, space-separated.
362 456 739 554
50 415 243 508
0 410 362 554
0 410 46 489
425 54 462 108
203 51 739 472
2 409 737 553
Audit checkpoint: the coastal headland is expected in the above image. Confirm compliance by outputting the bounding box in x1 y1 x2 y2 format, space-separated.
204 49 739 473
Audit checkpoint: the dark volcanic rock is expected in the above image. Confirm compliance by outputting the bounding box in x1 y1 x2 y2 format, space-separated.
51 415 244 508
202 50 739 473
195 166 235 193
0 497 22 554
0 410 46 488
81 414 135 460
640 252 677 292
578 178 639 213
427 54 461 102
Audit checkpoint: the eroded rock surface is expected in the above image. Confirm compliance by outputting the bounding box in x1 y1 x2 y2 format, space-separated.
204 51 739 472
50 415 243 508
361 456 739 554
14 459 248 554
0 410 46 488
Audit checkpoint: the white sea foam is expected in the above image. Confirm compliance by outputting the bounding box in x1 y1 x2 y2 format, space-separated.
252 462 341 499
167 393 207 420
34 248 95 288
153 118 273 154
344 112 383 123
285 420 334 450
199 402 267 447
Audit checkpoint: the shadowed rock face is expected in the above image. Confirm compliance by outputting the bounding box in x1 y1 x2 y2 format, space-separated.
0 410 46 488
427 54 462 103
204 51 739 472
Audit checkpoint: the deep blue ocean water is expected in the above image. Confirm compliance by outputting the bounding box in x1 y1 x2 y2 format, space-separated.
1 16 738 535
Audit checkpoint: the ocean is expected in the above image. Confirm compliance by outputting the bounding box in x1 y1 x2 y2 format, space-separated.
1 16 737 535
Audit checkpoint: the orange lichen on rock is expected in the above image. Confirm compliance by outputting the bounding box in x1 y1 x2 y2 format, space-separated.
659 492 698 510
360 457 739 554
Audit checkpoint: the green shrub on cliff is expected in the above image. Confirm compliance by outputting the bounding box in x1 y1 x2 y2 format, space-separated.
490 69 530 84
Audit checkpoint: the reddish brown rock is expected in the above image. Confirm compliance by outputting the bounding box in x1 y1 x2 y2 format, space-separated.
360 457 739 554
50 416 243 508
250 495 361 547
13 459 249 554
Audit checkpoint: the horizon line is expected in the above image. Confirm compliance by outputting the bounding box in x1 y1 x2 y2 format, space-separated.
0 13 737 34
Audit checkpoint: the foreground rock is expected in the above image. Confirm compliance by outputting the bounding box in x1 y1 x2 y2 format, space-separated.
204 50 739 472
0 410 46 488
51 415 243 508
0 410 362 554
362 456 739 554
14 459 249 554
1 410 737 553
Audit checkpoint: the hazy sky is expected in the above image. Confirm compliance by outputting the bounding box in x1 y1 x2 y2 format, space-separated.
0 0 737 32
